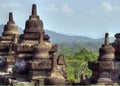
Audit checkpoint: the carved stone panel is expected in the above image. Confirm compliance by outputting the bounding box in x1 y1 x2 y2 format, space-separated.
99 62 114 70
6 56 15 64
29 70 51 80
17 45 33 52
114 62 120 70
30 59 52 70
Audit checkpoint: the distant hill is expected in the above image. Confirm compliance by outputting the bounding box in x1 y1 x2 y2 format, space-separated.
0 24 4 35
45 30 115 44
45 30 95 43
0 24 115 52
0 24 101 43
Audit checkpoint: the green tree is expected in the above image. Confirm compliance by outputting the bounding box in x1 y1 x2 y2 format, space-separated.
58 47 98 82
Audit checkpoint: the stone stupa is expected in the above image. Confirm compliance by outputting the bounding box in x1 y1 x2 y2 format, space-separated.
20 4 49 45
87 33 120 85
0 12 18 73
9 4 67 85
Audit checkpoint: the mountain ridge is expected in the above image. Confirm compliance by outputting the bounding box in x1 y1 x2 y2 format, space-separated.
0 24 115 43
0 24 115 51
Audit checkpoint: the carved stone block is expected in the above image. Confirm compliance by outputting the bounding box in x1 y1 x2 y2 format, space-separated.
57 54 65 65
16 45 33 52
29 59 52 70
29 71 51 80
99 62 114 70
114 62 120 70
6 56 14 64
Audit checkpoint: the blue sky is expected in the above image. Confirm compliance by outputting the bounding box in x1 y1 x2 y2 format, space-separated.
0 0 120 38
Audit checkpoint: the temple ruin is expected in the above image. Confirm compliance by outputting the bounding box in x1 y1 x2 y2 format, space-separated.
79 33 120 85
1 3 120 86
0 4 67 85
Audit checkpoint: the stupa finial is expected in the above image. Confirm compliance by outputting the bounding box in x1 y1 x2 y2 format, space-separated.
9 12 13 22
32 4 37 16
104 33 109 45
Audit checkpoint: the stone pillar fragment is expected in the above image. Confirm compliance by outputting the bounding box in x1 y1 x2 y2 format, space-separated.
52 53 57 70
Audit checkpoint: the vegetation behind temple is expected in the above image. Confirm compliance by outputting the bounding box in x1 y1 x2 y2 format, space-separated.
57 43 99 82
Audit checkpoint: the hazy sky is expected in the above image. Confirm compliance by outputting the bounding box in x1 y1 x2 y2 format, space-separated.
0 0 120 38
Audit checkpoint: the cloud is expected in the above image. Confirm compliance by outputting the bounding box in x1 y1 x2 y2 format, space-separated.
61 3 74 15
42 3 74 15
102 1 120 13
91 1 120 18
42 4 60 13
102 2 113 12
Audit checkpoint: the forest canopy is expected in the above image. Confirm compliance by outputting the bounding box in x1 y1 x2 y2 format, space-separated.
57 43 99 82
